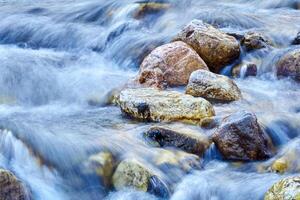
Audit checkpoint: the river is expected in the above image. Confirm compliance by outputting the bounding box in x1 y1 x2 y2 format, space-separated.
0 0 300 199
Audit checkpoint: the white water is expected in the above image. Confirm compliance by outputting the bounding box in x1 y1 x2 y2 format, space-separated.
0 0 300 199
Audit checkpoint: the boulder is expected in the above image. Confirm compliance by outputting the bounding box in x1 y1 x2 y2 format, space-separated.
174 20 240 72
0 169 29 200
276 49 300 81
186 69 242 101
265 176 300 200
82 152 115 186
232 63 258 78
144 126 210 156
241 32 272 51
212 111 273 161
118 88 215 122
138 41 208 89
112 159 169 197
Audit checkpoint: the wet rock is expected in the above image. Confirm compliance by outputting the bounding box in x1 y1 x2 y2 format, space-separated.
269 140 300 174
292 32 300 45
118 88 215 122
154 149 201 172
83 152 115 186
186 69 242 102
144 126 210 156
232 63 257 78
112 159 169 198
133 1 170 19
276 49 300 81
264 176 300 200
212 111 273 161
0 169 29 200
138 41 208 89
241 32 272 51
174 20 240 72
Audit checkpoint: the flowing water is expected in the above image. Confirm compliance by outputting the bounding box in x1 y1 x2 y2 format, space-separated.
0 0 300 199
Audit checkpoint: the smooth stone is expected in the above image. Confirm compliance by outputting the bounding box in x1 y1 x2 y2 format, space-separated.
174 19 240 72
138 41 208 89
118 88 215 123
186 69 242 102
276 49 300 81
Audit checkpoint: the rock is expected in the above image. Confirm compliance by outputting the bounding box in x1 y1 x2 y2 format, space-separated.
118 88 215 122
268 140 300 174
276 49 300 81
144 126 210 156
133 1 170 19
292 32 300 45
212 111 273 161
271 158 288 174
138 41 208 89
174 20 240 72
264 176 300 200
0 169 29 200
241 32 272 51
186 69 242 102
232 63 258 78
83 152 115 186
112 159 169 198
154 149 201 172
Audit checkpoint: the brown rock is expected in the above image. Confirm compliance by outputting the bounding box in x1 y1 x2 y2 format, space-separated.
0 169 29 200
241 32 272 51
138 41 208 89
276 49 300 81
174 20 240 72
133 2 170 19
186 69 242 101
144 126 210 156
212 111 273 161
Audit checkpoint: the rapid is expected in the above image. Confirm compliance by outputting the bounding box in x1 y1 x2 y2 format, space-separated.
0 0 300 199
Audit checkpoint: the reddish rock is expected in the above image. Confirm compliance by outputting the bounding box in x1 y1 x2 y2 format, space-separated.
138 41 208 88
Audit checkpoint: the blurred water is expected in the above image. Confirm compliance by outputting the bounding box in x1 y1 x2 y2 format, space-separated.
0 0 300 199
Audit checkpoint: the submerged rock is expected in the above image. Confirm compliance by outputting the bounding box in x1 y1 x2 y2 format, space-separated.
232 63 258 78
174 19 240 72
186 69 242 102
112 159 169 198
276 49 300 81
212 111 273 161
138 41 208 89
0 169 29 200
241 32 272 51
133 1 170 19
266 140 300 174
154 149 201 172
83 152 115 186
265 176 300 200
118 88 215 122
144 126 210 156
